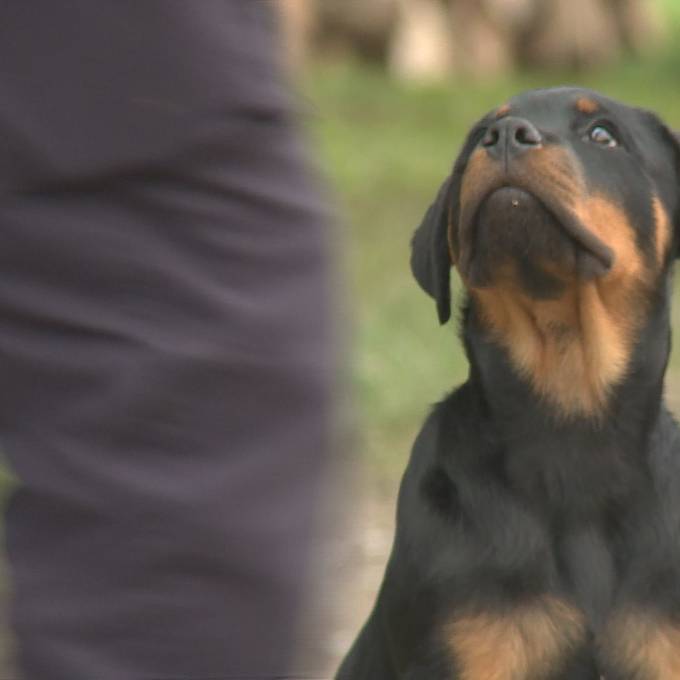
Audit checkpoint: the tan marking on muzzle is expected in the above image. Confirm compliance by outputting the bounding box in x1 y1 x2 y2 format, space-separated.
458 145 585 257
653 194 672 267
456 147 580 272
446 597 585 680
571 195 644 282
459 142 649 418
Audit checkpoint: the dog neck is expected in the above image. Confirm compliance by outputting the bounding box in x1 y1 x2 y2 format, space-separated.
464 266 669 420
461 282 672 517
463 273 672 439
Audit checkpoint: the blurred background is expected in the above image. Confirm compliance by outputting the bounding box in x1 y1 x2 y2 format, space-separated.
274 0 680 674
2 1 680 678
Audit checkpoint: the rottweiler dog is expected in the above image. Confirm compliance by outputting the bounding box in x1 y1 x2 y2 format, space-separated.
336 88 680 679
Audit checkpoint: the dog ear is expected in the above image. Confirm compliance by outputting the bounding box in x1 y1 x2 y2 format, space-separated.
636 111 680 260
410 124 483 324
410 176 454 324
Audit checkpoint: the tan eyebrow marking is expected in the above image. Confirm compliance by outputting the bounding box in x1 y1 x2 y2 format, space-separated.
495 103 511 119
575 97 599 114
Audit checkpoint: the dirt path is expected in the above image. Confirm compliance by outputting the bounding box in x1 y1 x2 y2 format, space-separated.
296 468 397 680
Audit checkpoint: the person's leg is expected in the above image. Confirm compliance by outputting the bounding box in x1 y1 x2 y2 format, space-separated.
0 3 332 678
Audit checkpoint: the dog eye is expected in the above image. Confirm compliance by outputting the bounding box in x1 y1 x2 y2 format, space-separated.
588 125 618 148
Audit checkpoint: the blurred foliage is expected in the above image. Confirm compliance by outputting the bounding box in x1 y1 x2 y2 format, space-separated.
661 0 680 20
304 12 680 478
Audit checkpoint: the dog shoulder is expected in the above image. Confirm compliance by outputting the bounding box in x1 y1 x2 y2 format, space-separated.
395 382 500 550
648 407 680 514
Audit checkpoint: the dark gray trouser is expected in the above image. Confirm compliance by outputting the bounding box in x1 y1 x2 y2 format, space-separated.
0 2 332 678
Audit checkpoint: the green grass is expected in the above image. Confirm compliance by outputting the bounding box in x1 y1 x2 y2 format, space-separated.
303 31 680 478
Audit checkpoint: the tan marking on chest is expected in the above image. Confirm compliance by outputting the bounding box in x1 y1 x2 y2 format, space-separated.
600 610 680 680
446 597 585 680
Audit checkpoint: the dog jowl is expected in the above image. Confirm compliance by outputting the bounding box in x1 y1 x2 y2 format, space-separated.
337 88 680 680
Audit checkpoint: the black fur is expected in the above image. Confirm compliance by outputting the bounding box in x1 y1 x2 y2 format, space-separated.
337 88 680 679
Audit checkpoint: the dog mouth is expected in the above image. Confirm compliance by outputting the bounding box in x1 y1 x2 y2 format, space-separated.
457 185 614 289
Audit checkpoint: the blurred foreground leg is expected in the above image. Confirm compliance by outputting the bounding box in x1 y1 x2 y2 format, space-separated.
0 2 332 678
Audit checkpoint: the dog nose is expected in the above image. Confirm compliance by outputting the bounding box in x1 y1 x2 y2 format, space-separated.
482 117 542 160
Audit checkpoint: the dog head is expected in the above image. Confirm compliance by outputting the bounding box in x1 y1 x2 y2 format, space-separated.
412 87 680 417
